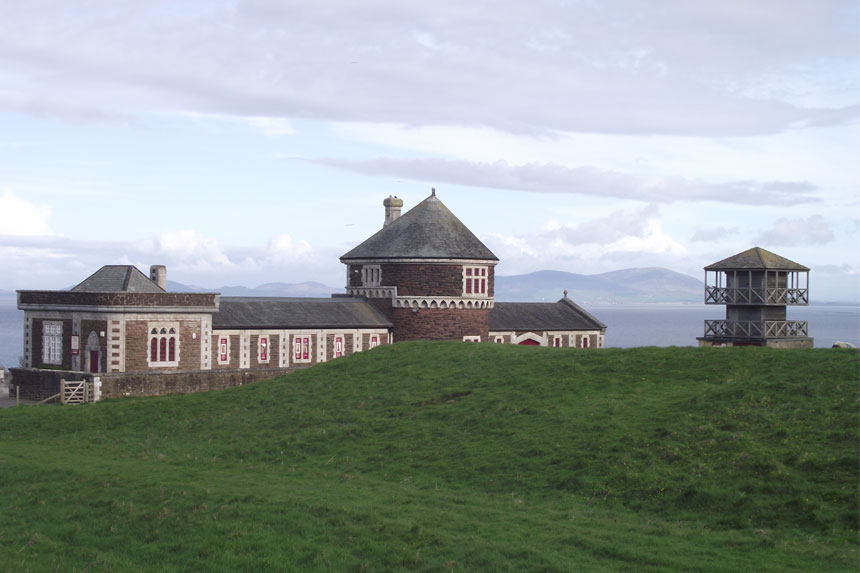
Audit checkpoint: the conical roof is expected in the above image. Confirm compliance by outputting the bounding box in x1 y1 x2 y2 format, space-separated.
341 193 498 262
71 265 165 293
704 247 808 271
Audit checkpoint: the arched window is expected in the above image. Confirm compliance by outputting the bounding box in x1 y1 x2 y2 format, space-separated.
147 322 180 367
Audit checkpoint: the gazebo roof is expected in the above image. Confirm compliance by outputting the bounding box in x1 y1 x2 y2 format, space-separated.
705 247 808 271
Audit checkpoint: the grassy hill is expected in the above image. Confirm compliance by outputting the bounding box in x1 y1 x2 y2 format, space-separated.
1 343 857 571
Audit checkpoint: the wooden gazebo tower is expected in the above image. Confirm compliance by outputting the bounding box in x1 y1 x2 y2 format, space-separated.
698 247 813 348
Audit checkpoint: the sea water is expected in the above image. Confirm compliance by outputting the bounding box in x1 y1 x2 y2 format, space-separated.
0 299 857 368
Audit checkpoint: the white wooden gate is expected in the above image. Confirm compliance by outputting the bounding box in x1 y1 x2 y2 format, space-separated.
60 378 102 405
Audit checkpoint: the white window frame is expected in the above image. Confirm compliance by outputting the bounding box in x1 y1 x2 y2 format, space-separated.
148 322 180 368
493 335 505 344
42 321 63 365
293 335 312 363
333 334 345 358
462 266 488 297
362 265 382 287
368 334 380 349
218 336 231 365
553 335 562 348
258 335 270 364
463 335 481 342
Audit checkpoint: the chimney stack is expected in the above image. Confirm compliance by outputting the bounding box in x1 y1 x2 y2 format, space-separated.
383 195 403 227
150 265 167 290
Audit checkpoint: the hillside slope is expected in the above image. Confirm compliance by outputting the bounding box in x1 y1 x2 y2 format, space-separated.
1 344 857 570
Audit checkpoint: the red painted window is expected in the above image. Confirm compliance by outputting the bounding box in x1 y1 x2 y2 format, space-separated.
260 337 268 362
463 266 487 296
159 337 167 361
335 336 344 358
168 338 176 361
294 336 311 362
369 335 379 348
151 337 159 362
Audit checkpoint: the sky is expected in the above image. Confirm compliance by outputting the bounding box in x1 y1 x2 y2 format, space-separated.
0 0 858 301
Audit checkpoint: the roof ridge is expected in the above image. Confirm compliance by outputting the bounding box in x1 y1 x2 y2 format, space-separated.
122 266 133 291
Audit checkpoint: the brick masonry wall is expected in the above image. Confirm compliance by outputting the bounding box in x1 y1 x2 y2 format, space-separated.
325 332 353 360
126 319 204 372
250 334 279 368
381 263 464 297
212 333 242 369
375 302 489 341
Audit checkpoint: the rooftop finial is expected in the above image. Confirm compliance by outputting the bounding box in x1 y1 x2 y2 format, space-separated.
563 289 568 298
431 187 436 196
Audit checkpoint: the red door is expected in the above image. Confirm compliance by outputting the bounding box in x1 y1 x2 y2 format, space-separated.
518 339 540 346
89 350 99 373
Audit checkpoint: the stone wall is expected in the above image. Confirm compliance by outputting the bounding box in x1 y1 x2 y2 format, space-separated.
97 368 295 399
8 368 89 401
18 291 217 308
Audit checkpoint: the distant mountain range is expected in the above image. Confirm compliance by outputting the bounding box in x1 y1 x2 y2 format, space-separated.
166 267 704 304
494 268 703 304
166 281 337 298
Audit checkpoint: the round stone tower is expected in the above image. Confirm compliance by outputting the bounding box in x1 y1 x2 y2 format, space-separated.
340 190 498 342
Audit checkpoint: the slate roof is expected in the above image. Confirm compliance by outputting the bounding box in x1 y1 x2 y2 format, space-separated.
341 192 498 262
705 247 808 271
213 296 392 330
71 265 165 293
490 295 606 331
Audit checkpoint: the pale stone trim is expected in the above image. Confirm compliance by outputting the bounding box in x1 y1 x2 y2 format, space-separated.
239 331 250 369
200 316 212 370
514 332 547 346
392 297 493 309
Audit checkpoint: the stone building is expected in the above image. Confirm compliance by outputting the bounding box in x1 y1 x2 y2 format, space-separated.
698 247 812 348
13 191 605 400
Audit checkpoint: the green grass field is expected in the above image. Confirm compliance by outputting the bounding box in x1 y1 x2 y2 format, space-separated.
1 343 857 571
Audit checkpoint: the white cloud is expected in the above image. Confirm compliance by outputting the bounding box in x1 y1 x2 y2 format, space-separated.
309 157 819 206
486 205 686 276
0 0 855 135
691 226 739 242
266 234 314 262
142 230 234 270
243 116 295 137
754 214 836 246
0 189 54 236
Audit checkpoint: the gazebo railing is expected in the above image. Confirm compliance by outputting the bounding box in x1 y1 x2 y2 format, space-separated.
704 287 808 305
703 320 808 339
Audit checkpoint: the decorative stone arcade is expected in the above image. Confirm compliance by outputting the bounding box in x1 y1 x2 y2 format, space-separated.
698 247 813 348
